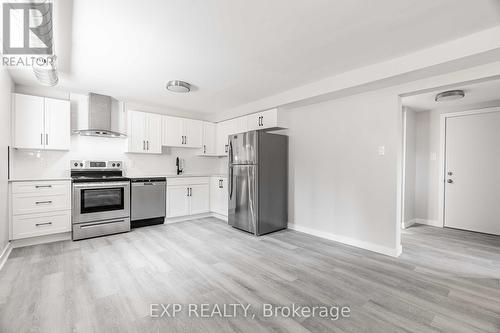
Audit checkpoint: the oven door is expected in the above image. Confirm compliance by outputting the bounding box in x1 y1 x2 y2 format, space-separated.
72 181 130 224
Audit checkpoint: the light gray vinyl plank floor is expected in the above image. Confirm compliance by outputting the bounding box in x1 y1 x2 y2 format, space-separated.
0 219 499 333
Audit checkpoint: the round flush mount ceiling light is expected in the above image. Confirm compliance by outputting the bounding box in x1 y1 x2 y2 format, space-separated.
435 90 465 102
166 80 191 93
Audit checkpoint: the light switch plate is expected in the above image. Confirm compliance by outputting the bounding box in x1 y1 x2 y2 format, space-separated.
378 146 385 156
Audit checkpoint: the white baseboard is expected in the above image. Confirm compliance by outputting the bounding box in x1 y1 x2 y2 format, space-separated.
403 219 417 229
211 212 228 222
414 219 443 227
11 232 71 248
165 212 228 224
0 242 12 271
287 223 401 257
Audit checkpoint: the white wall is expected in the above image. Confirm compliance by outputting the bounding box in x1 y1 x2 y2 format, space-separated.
403 108 416 225
0 68 13 254
286 89 401 256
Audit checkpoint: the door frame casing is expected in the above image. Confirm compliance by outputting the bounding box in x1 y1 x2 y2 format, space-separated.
438 106 500 228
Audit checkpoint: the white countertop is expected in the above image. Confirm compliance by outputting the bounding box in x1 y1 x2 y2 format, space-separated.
8 177 72 182
125 173 227 179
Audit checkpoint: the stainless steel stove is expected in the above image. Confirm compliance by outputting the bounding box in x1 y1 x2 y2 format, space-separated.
71 160 130 240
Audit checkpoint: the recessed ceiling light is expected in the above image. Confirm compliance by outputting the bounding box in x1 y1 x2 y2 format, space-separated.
435 90 465 102
166 80 191 93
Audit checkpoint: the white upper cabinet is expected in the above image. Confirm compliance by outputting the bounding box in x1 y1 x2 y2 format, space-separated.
13 93 70 151
147 112 162 153
127 110 162 154
162 115 184 147
162 116 203 148
246 108 282 131
44 98 71 150
199 122 217 156
184 119 203 148
216 120 231 156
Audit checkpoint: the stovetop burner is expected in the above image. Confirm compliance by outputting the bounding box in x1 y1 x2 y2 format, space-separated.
70 160 129 183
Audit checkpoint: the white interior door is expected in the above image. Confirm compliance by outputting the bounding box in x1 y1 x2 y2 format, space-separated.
44 98 70 150
444 110 500 235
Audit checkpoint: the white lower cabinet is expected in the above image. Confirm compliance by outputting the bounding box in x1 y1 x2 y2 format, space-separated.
10 180 71 240
210 177 228 216
166 177 210 218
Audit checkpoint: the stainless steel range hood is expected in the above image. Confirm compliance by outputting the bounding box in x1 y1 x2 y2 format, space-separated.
71 93 127 138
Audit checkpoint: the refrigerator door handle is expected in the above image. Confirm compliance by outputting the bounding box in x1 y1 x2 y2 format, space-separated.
229 166 233 200
228 140 233 165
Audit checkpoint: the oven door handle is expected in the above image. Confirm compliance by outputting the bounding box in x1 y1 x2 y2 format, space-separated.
73 182 130 188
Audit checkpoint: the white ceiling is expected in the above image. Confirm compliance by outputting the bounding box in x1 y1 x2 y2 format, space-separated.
402 78 500 111
8 0 500 115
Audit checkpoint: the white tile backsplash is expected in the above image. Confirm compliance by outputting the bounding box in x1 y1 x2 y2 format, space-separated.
10 135 227 179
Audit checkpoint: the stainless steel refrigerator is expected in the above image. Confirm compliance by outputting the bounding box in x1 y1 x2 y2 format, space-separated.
228 131 288 235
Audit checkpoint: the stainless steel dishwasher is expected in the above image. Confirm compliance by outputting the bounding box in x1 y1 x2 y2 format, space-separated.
130 177 166 228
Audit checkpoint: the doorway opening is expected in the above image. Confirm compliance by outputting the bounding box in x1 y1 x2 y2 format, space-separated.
401 78 500 234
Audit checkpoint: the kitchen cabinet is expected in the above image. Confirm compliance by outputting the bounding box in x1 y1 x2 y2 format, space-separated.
198 122 217 156
166 185 190 217
10 180 71 240
127 110 162 154
13 94 70 150
215 117 247 156
166 177 210 218
162 116 203 148
246 108 281 131
210 177 228 216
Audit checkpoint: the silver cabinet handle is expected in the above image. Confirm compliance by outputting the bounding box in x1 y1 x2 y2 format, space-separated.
35 200 52 205
35 185 52 188
143 140 145 150
40 133 43 145
224 144 228 153
187 187 189 196
261 116 264 126
147 140 149 150
36 222 52 227
203 145 206 154
46 133 48 146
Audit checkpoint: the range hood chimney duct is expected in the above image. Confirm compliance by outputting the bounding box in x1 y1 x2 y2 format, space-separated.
71 93 127 138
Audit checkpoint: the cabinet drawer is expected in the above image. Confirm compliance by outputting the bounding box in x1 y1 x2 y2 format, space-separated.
11 180 70 195
167 177 210 186
12 193 71 215
12 210 71 240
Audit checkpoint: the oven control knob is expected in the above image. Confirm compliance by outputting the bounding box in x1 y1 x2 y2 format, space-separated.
74 162 78 167
117 163 121 167
112 163 116 167
80 163 83 167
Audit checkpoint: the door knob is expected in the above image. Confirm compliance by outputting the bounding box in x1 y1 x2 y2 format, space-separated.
447 179 454 184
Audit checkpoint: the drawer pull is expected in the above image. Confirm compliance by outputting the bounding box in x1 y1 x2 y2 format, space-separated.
35 185 52 189
35 200 53 205
35 222 52 227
